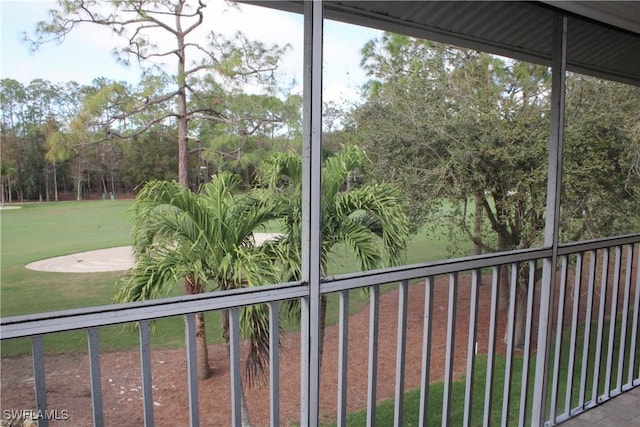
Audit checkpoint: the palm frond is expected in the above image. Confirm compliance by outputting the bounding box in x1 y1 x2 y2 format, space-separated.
335 184 410 266
115 251 183 303
258 150 302 190
240 303 271 387
334 219 382 271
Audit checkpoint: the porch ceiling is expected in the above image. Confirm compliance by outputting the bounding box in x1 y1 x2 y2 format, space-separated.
240 1 640 86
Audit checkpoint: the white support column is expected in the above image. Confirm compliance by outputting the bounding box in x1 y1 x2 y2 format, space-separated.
301 1 323 425
531 13 567 426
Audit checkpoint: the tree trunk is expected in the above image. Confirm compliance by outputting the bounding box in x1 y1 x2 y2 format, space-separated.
497 231 527 346
195 312 211 380
240 386 252 427
53 161 58 202
185 275 211 379
512 281 528 349
45 167 50 202
503 264 530 348
176 31 189 187
499 265 510 310
497 233 511 311
473 193 483 255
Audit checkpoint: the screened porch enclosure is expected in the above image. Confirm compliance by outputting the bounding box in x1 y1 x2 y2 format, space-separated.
1 1 639 426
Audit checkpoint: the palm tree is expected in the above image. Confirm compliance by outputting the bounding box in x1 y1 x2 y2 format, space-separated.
257 145 411 364
0 162 17 208
116 172 278 395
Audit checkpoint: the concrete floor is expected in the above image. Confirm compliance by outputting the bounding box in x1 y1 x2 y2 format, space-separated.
559 386 640 427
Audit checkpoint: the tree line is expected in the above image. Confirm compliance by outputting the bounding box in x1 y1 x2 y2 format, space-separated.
0 76 304 202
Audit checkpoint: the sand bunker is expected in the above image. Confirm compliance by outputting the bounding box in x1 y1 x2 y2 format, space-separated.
25 233 282 273
26 246 135 273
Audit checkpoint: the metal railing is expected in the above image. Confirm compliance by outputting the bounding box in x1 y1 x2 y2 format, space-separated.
1 234 639 426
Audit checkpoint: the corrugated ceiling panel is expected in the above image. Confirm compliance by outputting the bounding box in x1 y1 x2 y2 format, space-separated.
329 1 555 64
567 16 640 81
238 1 640 85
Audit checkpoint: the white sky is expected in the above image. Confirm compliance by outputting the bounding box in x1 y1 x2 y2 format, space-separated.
0 0 382 106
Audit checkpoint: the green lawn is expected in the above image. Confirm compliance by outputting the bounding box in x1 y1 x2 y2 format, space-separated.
0 200 470 356
1 200 134 317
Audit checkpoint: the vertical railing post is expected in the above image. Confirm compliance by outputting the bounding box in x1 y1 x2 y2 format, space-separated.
366 285 380 427
269 302 281 427
139 320 154 427
229 307 242 426
443 273 459 426
531 13 567 427
87 328 104 427
301 1 324 425
337 291 350 427
393 280 409 427
463 269 481 427
185 314 199 427
32 335 48 427
418 276 435 426
483 267 501 427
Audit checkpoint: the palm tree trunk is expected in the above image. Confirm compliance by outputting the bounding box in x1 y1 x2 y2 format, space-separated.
185 275 211 379
195 312 211 380
240 386 252 427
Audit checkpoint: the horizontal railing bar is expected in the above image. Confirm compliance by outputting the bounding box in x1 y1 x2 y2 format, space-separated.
322 247 553 294
1 282 307 339
2 249 552 339
3 235 637 341
557 233 639 255
321 234 639 296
